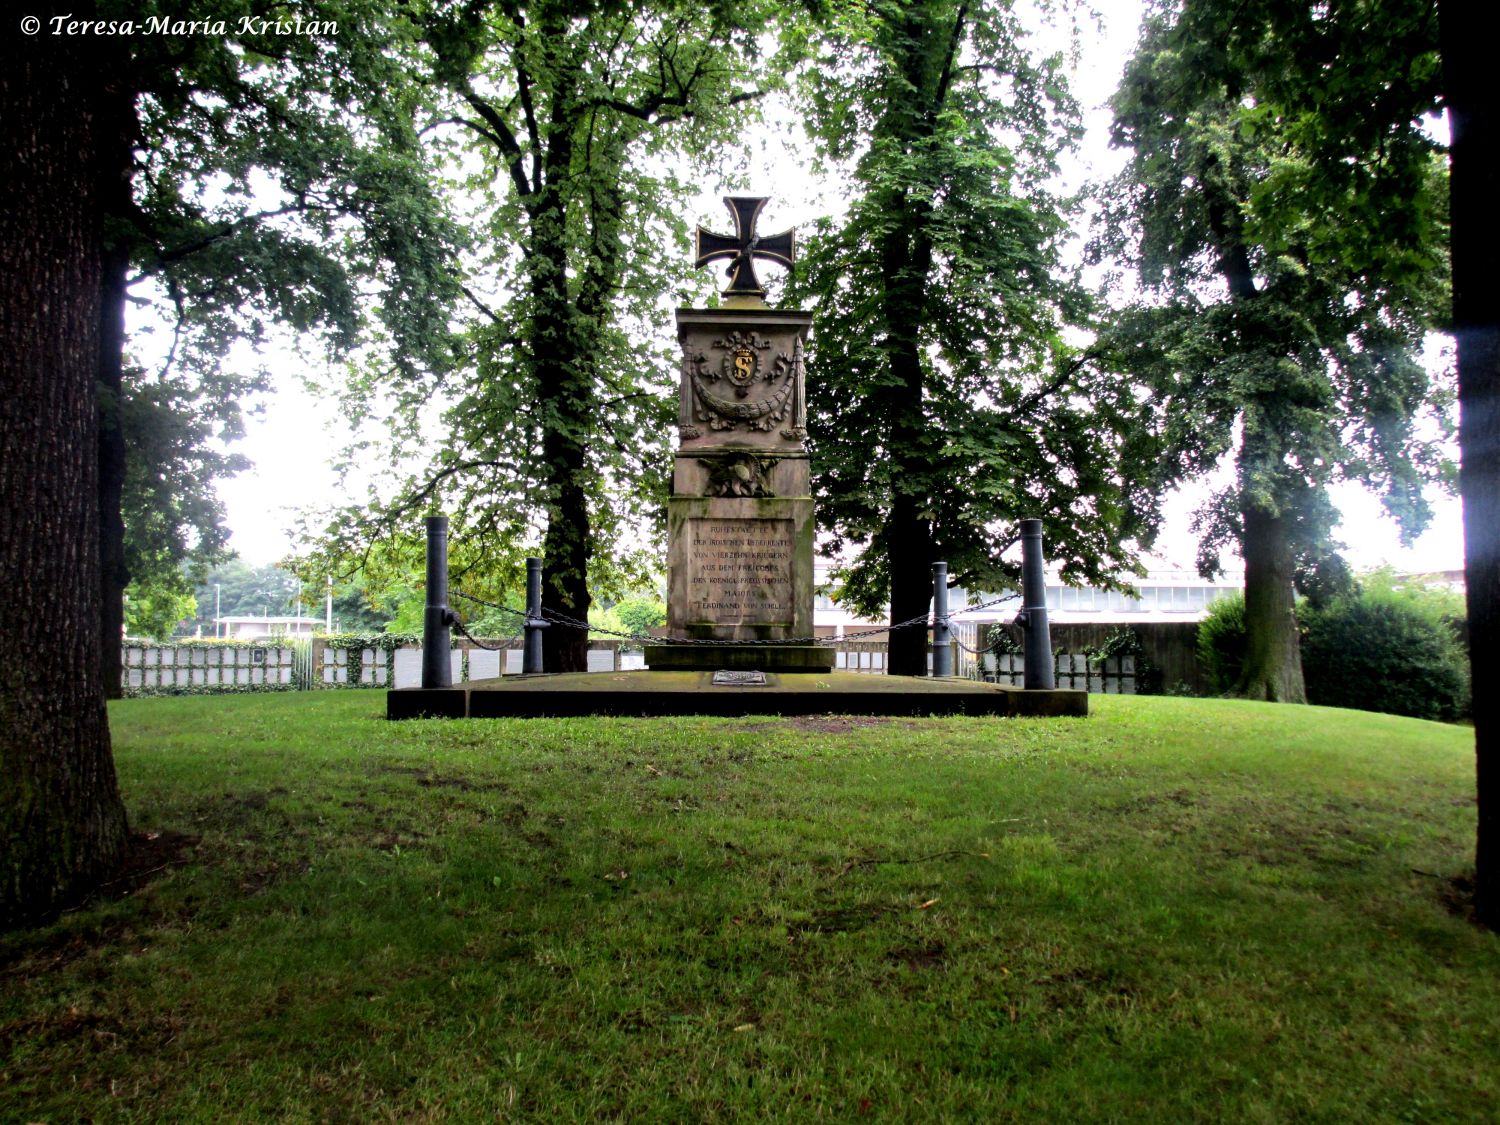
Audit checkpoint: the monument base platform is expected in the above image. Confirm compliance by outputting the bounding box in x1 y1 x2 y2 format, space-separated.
387 670 1087 720
643 643 835 673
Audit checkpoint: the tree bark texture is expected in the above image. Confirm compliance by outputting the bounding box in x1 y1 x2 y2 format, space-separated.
527 147 592 674
97 233 133 701
1441 0 1500 926
879 224 938 677
1236 501 1307 703
1216 228 1307 704
94 60 136 701
881 197 937 677
1 32 130 927
875 7 953 678
886 491 936 677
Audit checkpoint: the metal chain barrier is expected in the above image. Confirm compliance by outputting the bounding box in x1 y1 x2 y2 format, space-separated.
452 588 1018 650
449 616 523 653
941 592 1023 654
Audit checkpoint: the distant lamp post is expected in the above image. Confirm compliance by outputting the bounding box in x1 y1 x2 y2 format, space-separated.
326 576 333 633
214 583 221 638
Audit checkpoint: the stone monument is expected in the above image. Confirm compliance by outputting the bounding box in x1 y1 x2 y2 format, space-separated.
644 197 835 673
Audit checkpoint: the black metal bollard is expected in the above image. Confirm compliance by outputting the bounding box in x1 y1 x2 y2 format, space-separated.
522 557 547 674
422 516 453 689
1017 519 1055 690
931 560 952 678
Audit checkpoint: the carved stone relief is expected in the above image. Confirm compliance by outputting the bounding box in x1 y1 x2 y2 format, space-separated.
682 333 804 436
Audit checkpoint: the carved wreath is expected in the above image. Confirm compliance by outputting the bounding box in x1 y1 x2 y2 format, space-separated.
698 453 781 498
687 338 797 432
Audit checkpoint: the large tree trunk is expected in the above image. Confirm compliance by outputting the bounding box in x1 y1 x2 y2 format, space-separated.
872 7 963 677
1236 500 1307 703
528 155 591 674
878 181 938 677
1 32 130 927
98 247 131 700
538 466 592 674
883 279 936 676
93 63 139 701
886 492 935 677
1441 0 1500 926
1214 229 1306 704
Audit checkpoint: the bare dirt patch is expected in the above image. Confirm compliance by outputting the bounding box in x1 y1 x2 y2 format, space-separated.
887 941 947 970
374 765 510 792
86 829 200 905
734 716 897 735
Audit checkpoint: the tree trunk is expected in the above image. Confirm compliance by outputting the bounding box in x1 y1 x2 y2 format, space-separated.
1 34 130 927
1441 0 1500 926
1213 226 1306 704
869 8 963 677
1236 500 1306 703
883 277 936 676
538 467 592 673
878 178 938 676
886 492 935 677
95 79 135 699
527 157 591 674
98 248 131 700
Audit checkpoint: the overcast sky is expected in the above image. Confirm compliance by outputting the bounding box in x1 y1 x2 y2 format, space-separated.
191 2 1465 577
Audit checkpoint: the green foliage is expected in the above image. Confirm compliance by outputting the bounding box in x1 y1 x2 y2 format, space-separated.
328 577 391 635
107 0 463 604
787 0 1157 645
1355 567 1467 621
120 0 462 374
1097 1 1452 548
1302 586 1470 722
290 528 528 638
122 583 197 641
1199 579 1470 721
191 560 301 626
588 595 665 646
310 0 774 639
380 586 426 635
1083 627 1142 663
1197 593 1248 695
461 602 526 638
1096 0 1453 698
320 633 422 653
1083 626 1163 695
985 623 1023 656
613 596 667 638
119 363 244 611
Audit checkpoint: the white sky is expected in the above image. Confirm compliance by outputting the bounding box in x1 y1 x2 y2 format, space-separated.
197 2 1466 577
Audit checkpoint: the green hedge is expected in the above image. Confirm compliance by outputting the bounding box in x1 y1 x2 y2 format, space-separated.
1301 590 1469 722
1195 587 1469 720
1197 593 1248 695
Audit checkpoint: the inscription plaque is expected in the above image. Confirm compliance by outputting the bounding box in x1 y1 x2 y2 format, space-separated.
711 669 768 686
686 517 795 625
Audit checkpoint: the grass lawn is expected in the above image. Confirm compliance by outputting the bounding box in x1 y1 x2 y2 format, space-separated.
2 691 1496 1122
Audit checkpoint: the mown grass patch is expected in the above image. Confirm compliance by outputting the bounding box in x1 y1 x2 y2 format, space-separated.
2 692 1495 1121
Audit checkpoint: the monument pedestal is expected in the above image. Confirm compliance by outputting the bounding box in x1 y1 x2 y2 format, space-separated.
648 303 834 673
642 644 835 673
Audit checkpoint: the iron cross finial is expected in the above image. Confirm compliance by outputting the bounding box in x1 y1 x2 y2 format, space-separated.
694 196 795 297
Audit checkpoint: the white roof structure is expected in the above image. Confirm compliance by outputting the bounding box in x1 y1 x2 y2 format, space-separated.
813 559 1243 632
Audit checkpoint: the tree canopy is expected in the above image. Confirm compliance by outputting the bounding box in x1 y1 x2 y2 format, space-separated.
307 0 772 670
1095 0 1451 701
787 0 1162 674
96 0 463 691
